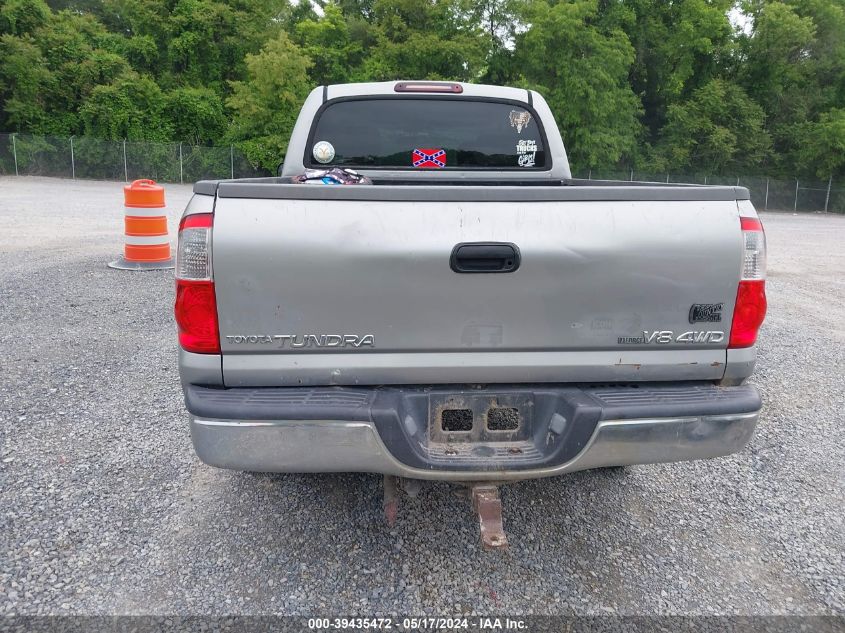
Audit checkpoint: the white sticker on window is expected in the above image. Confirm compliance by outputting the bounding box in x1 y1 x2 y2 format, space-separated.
516 139 537 167
509 110 532 133
312 141 335 164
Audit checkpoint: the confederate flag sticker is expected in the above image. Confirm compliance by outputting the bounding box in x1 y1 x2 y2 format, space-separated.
412 148 446 168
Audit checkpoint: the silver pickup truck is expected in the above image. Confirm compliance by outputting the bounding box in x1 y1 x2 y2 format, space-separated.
175 81 766 544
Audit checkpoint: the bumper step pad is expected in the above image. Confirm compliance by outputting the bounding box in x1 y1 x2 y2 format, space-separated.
186 382 761 473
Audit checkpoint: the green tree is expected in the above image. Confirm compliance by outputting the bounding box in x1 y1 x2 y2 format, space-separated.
295 3 365 85
513 0 642 170
738 2 816 127
797 108 845 178
1 0 843 187
0 0 50 35
475 0 524 85
226 32 312 170
90 0 291 90
624 0 734 140
165 87 227 145
658 78 771 173
738 0 845 176
0 9 130 134
360 0 487 81
792 0 845 112
80 74 172 140
0 34 52 132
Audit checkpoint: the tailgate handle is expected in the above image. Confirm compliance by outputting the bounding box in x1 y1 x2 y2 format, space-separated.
450 242 520 273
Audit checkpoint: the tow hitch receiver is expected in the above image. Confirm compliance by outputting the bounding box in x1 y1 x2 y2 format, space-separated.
471 484 509 551
383 476 509 551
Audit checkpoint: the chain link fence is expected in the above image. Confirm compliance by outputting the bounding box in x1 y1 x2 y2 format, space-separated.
1 132 842 212
574 168 844 213
0 133 271 184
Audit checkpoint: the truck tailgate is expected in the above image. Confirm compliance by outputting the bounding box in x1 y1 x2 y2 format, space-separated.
212 193 742 386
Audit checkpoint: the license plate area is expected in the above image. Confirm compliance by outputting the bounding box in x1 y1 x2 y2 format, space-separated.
369 385 603 470
429 393 533 444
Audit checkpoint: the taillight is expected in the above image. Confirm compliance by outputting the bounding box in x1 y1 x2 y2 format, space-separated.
729 216 767 348
175 213 220 354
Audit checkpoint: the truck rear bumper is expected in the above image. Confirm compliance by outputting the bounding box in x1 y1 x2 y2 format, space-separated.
185 383 760 481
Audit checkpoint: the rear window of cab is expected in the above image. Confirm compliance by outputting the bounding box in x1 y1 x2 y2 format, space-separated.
305 98 548 170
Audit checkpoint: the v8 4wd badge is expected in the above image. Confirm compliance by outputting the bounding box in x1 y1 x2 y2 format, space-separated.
618 330 725 345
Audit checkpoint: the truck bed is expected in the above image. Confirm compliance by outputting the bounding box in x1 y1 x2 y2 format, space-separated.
192 179 752 388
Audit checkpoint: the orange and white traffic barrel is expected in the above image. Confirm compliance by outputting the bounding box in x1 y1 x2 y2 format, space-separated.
108 179 174 270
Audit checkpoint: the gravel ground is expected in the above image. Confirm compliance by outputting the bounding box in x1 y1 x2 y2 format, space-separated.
0 176 842 616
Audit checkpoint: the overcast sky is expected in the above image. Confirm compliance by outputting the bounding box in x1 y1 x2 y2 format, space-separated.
729 5 753 34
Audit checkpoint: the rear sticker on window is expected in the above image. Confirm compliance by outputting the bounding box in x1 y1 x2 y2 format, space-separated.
412 148 446 168
516 139 538 167
312 140 335 164
509 110 532 133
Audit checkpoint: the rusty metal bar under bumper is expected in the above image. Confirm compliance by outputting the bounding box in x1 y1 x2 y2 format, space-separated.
471 485 509 550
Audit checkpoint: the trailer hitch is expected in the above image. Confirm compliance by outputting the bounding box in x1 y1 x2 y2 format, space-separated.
471 484 509 551
383 477 509 551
